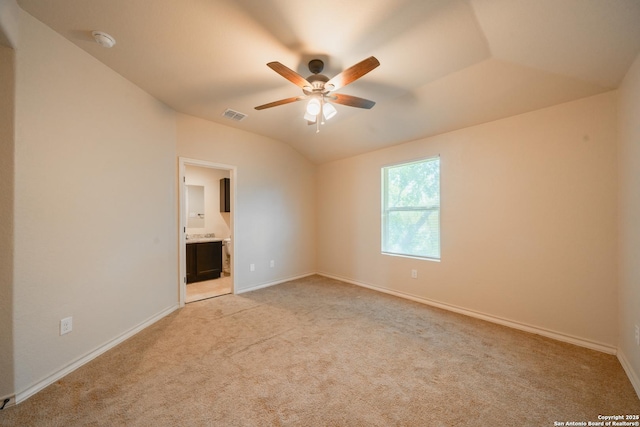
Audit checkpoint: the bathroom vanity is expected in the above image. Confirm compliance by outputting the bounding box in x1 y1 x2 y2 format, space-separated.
186 238 223 283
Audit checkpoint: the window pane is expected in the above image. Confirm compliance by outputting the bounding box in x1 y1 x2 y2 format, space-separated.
386 159 440 209
384 209 440 259
382 156 440 260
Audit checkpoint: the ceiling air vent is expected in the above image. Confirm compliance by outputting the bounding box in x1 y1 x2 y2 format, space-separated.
222 109 247 122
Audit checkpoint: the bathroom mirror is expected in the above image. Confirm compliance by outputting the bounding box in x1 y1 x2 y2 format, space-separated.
186 185 205 228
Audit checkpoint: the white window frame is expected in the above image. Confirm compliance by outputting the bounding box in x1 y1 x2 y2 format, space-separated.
381 156 441 261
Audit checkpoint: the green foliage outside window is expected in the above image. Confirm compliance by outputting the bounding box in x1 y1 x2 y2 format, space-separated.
382 157 440 259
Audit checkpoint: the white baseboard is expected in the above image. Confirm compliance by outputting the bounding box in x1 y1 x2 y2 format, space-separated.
11 272 631 406
15 304 179 405
317 272 617 355
618 350 640 399
236 272 316 295
12 273 314 406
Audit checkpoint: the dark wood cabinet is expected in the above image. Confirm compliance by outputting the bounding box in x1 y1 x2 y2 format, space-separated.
186 241 222 283
186 243 197 283
220 178 230 212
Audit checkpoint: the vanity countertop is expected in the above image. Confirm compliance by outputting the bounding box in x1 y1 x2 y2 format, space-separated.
186 237 223 244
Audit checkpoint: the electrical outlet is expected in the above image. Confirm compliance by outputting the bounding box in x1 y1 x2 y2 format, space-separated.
60 317 73 335
635 324 639 346
411 269 418 279
250 263 255 272
270 260 275 268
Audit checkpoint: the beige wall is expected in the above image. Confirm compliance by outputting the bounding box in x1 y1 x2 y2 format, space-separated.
4 0 637 404
0 0 19 48
13 10 178 395
5 5 317 401
177 114 317 292
618 52 640 394
317 92 619 349
185 165 231 238
0 0 18 403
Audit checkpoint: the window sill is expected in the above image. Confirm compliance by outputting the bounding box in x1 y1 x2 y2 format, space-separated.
381 252 441 262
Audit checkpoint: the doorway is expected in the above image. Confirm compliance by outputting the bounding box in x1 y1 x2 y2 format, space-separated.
178 157 236 306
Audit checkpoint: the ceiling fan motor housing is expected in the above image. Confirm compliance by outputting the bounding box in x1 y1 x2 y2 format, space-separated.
304 74 330 95
308 59 324 74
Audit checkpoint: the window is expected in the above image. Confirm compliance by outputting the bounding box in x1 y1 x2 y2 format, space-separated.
382 156 440 260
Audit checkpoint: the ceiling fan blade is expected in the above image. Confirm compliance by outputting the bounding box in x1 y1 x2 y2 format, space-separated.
326 56 380 91
330 93 376 109
255 96 305 110
267 62 312 89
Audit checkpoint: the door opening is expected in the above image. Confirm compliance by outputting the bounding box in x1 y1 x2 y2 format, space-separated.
178 157 236 306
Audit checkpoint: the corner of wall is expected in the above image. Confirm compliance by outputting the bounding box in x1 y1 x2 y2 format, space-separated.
0 0 20 48
618 350 640 399
0 41 15 402
617 50 640 400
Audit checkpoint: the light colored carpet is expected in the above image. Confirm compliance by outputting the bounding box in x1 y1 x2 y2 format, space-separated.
1 275 638 426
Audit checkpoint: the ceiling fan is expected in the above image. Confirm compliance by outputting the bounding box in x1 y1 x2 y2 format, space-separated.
255 56 380 132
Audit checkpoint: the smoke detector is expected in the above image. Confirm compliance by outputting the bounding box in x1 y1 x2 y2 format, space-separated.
92 31 116 48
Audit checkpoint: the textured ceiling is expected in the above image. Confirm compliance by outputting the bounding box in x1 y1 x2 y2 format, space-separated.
16 0 640 163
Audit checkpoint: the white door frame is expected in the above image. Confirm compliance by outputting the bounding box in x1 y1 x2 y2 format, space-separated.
178 157 236 307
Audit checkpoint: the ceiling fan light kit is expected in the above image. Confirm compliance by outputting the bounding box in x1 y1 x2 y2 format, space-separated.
305 97 338 132
304 110 317 122
255 56 380 133
323 102 337 120
306 98 321 115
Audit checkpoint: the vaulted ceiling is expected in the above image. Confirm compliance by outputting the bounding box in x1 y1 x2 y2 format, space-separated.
17 0 640 163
